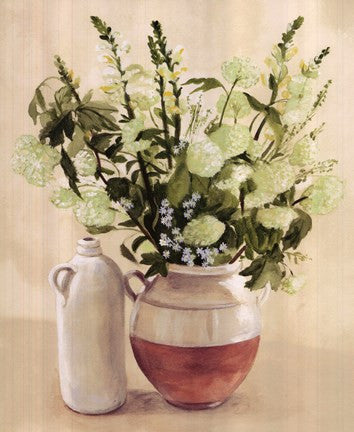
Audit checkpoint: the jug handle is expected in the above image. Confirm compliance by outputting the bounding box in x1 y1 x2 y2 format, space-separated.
257 283 271 307
124 270 150 302
48 263 77 295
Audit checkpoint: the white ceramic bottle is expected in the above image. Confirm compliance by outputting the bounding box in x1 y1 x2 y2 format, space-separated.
48 237 126 414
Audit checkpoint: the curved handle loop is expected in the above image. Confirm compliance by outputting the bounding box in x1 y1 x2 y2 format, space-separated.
123 270 150 302
257 283 271 307
48 263 77 295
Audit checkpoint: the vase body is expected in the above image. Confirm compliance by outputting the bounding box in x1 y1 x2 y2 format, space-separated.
125 263 269 410
48 237 126 414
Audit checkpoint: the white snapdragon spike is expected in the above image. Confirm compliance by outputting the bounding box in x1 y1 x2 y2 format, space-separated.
301 175 344 215
257 207 298 232
183 215 225 247
12 135 61 187
74 149 97 176
172 45 184 65
221 57 259 88
50 188 79 209
290 136 318 166
130 90 159 111
186 138 224 177
281 275 306 295
216 91 251 119
210 124 253 159
282 74 313 125
73 189 115 227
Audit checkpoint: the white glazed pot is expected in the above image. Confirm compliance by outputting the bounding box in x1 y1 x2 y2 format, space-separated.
48 237 126 414
124 262 270 410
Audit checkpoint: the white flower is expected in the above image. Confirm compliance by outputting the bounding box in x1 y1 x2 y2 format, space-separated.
301 175 344 215
290 136 318 166
210 124 252 159
161 198 170 207
184 209 193 220
219 242 228 252
216 91 251 119
162 250 170 259
161 214 173 227
74 149 97 176
186 138 224 177
73 189 115 227
221 57 259 88
119 197 134 211
12 135 61 187
191 192 201 201
181 247 195 266
183 215 225 246
281 275 306 295
257 207 298 232
159 233 172 247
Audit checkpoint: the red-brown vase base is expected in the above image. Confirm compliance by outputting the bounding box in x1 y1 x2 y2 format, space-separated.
130 335 260 409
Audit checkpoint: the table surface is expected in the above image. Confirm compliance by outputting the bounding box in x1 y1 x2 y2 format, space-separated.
1 308 353 432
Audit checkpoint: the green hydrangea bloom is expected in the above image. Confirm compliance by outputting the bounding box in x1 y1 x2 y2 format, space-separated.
216 91 251 119
290 136 318 166
244 190 276 209
252 160 296 196
257 207 298 232
280 275 305 295
215 163 253 196
183 215 225 246
73 189 115 227
301 175 344 215
283 75 313 125
50 188 79 208
186 138 224 177
210 124 252 159
247 139 264 161
221 57 259 88
74 149 97 176
12 135 61 187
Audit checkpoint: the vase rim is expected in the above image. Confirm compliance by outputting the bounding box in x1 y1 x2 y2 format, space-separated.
167 261 242 276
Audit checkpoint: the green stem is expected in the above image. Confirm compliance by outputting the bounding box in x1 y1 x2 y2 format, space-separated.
137 151 156 214
219 79 238 127
254 117 267 141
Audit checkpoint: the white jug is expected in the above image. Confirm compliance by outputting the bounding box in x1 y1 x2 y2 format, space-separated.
48 237 126 414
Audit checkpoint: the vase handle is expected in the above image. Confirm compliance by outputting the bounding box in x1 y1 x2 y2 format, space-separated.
48 263 77 295
123 270 150 302
257 283 271 307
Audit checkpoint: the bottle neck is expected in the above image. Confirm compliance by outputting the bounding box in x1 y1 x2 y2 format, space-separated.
76 237 102 257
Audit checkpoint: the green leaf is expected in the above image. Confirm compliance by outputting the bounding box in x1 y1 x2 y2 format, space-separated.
241 257 283 291
106 177 130 202
141 252 168 278
283 209 312 250
267 107 282 125
120 244 137 263
243 93 267 112
100 167 115 175
86 225 117 234
132 235 148 252
268 74 278 93
138 128 163 140
60 147 81 197
191 175 209 195
167 162 190 207
90 133 114 152
112 155 127 163
183 78 224 94
118 219 137 227
82 89 93 104
67 126 85 157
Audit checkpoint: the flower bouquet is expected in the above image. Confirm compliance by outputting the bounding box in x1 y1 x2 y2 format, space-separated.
13 15 343 293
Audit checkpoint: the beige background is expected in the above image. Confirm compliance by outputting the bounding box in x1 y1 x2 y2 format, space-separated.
1 0 353 431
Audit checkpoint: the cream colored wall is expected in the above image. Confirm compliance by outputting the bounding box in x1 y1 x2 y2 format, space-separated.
1 0 353 430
